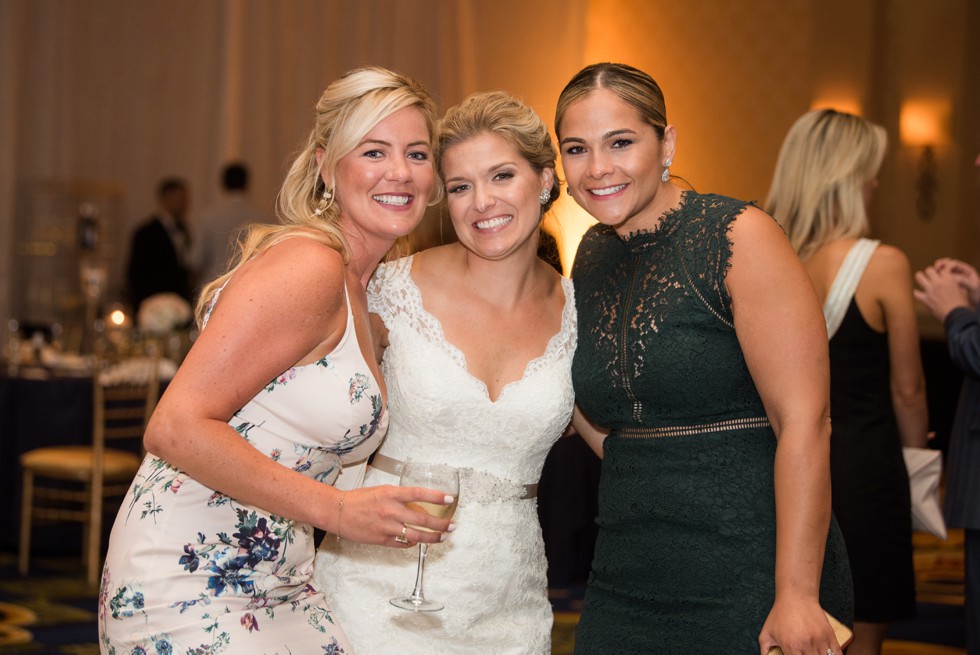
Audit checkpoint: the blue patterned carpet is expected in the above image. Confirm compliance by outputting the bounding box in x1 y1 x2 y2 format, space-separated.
0 555 99 654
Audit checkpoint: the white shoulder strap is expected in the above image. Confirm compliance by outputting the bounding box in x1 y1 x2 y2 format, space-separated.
823 238 880 339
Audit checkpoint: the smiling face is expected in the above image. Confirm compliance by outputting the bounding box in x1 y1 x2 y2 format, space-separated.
558 88 676 234
442 131 553 261
326 106 435 250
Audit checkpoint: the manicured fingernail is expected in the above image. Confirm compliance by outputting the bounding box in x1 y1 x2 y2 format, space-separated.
447 522 456 533
444 495 454 504
439 532 448 542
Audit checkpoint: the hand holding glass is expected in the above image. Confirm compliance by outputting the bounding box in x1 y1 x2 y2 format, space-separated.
390 462 459 611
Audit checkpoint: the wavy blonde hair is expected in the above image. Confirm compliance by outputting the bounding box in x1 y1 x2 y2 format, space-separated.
437 90 559 211
765 108 887 259
195 66 440 323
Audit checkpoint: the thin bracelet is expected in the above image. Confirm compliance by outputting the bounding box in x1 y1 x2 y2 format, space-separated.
336 491 347 543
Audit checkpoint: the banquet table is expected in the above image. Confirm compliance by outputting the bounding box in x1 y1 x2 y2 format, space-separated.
0 369 94 552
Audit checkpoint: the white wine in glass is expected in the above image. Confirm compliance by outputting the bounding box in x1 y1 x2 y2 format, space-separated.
390 462 459 611
404 499 458 530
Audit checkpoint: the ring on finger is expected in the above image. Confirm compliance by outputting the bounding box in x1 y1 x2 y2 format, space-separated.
394 524 410 545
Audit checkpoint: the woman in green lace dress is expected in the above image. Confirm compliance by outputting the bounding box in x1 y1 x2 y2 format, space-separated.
556 63 853 654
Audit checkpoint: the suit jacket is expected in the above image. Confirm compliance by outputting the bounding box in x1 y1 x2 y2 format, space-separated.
943 306 980 529
126 215 192 312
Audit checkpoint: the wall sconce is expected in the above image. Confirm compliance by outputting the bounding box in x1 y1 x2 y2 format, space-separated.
900 99 950 222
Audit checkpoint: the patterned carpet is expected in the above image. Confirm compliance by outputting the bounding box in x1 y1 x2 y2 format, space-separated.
0 531 966 654
0 555 100 654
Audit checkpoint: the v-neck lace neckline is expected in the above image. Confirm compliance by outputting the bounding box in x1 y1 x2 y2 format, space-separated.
401 257 574 404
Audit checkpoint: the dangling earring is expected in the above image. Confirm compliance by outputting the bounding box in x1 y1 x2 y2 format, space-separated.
661 158 672 183
539 188 551 205
314 187 333 216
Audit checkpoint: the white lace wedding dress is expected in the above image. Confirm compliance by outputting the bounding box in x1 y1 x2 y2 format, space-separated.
314 255 576 654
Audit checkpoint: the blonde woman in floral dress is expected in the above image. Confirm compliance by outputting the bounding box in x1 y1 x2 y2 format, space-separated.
98 67 454 655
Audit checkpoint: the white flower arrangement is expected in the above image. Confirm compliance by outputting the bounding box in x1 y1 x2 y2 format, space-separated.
137 293 193 335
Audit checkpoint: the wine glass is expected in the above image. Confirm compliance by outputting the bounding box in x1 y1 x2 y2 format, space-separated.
390 461 459 612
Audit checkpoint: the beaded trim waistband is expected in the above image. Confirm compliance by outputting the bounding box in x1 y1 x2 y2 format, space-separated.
370 454 538 502
618 416 771 439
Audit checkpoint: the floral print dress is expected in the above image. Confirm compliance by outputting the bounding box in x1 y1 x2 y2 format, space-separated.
99 285 386 655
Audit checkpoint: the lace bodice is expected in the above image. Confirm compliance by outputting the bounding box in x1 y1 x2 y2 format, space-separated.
572 191 765 430
367 255 576 489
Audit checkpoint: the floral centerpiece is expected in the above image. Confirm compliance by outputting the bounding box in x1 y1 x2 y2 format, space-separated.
137 293 194 362
137 293 193 335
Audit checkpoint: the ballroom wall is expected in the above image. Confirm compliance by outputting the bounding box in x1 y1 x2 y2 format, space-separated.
1 0 977 337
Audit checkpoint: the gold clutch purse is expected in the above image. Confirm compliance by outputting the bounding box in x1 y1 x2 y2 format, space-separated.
766 611 853 654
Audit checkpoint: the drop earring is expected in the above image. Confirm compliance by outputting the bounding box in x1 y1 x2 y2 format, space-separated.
661 158 672 183
539 188 551 205
314 186 334 216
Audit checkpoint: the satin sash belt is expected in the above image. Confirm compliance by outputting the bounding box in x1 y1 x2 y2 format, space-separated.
371 453 538 501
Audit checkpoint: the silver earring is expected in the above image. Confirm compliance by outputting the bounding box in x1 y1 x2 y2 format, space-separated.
539 188 551 205
661 159 672 183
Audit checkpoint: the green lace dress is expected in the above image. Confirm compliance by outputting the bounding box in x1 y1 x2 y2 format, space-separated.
571 191 853 653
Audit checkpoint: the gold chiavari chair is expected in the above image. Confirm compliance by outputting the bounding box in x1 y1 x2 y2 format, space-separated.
18 352 160 586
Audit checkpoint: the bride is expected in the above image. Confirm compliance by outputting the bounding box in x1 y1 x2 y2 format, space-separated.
314 90 576 654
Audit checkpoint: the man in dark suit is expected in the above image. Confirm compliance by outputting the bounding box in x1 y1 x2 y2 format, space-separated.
916 246 980 652
126 177 194 313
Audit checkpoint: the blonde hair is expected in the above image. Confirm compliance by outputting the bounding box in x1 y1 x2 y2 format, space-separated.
437 90 559 211
765 108 887 259
555 62 668 142
195 66 440 322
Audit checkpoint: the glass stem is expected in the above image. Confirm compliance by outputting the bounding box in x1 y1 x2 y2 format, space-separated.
408 543 428 603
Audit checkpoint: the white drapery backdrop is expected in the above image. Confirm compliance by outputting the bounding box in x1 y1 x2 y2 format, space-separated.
3 0 977 333
0 0 590 328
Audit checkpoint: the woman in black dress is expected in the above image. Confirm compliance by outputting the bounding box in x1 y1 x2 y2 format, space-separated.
767 109 930 655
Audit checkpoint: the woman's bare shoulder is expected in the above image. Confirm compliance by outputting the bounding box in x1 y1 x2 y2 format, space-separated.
862 243 911 285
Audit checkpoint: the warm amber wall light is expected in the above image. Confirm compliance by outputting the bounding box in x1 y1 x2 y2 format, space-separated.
900 99 950 147
899 98 950 222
